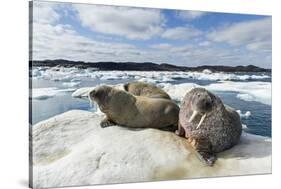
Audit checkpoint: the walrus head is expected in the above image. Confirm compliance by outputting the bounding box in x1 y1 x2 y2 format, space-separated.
88 85 113 112
89 85 136 114
188 88 214 129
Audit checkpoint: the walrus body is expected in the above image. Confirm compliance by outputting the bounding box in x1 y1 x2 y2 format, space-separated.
176 88 242 166
124 81 171 99
89 85 179 130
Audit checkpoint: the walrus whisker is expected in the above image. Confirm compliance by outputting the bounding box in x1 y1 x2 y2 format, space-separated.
189 110 198 122
196 113 207 129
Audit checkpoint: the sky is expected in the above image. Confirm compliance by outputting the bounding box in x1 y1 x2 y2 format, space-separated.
32 1 272 68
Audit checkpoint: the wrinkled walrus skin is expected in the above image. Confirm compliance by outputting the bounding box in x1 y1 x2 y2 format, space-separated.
176 88 242 166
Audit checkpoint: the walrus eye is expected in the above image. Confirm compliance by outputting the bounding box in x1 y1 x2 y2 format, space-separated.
89 90 96 98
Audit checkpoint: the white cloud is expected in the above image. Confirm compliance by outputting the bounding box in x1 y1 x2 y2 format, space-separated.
31 2 271 68
73 4 165 40
176 10 207 20
150 43 173 50
33 22 144 62
207 18 272 52
199 41 211 47
33 1 60 24
161 26 202 40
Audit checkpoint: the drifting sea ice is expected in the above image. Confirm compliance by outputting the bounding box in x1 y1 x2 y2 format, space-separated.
160 81 271 105
237 110 251 119
32 87 77 100
62 82 81 87
31 67 270 83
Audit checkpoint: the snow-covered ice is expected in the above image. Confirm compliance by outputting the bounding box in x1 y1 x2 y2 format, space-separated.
160 81 271 105
31 67 270 83
32 110 271 188
62 82 80 87
32 87 77 100
71 80 271 106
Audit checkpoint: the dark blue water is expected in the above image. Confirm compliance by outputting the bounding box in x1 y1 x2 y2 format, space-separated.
30 73 271 137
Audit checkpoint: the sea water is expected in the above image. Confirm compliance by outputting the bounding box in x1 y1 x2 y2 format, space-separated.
30 67 272 137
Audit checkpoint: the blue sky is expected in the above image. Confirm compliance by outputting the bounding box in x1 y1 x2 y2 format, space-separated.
33 1 272 68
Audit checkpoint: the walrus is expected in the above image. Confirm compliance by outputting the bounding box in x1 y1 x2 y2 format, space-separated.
124 81 171 99
89 85 179 130
176 88 242 166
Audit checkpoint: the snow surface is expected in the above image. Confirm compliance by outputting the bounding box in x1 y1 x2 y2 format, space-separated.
32 110 271 188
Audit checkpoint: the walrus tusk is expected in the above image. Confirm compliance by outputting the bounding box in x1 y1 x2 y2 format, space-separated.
88 92 97 112
196 113 207 129
189 110 198 122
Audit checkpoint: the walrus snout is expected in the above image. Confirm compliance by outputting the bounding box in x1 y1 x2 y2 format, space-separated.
188 89 214 129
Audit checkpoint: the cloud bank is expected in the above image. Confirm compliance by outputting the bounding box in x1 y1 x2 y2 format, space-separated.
32 1 272 68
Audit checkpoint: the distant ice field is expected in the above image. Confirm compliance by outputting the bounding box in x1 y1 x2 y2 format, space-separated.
30 67 272 137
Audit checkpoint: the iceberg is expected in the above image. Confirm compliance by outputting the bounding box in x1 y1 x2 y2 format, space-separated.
31 110 271 189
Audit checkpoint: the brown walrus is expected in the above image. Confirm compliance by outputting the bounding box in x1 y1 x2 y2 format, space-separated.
124 81 171 99
176 88 242 166
89 85 179 130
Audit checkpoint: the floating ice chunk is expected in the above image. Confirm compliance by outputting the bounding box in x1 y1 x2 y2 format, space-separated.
72 87 95 98
71 78 81 82
202 69 212 74
159 81 271 105
160 83 199 101
32 69 42 77
237 110 251 119
242 124 248 129
100 75 120 80
207 81 271 105
32 87 76 100
62 82 80 87
236 93 254 102
137 78 159 84
72 84 125 98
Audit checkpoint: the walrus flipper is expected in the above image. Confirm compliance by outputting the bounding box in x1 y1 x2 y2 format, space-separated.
100 117 116 128
188 137 217 166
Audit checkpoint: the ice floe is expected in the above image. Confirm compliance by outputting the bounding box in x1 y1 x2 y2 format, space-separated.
71 80 271 106
72 84 125 98
31 67 270 83
207 81 271 105
237 110 251 119
32 87 77 100
160 81 271 105
62 82 80 87
32 110 271 188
